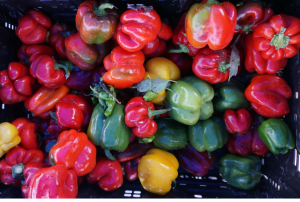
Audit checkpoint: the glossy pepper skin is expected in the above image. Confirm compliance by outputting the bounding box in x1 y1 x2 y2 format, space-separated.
219 153 262 190
0 122 21 158
186 0 237 50
25 85 69 116
28 164 78 198
16 10 52 45
116 142 154 162
18 44 55 65
87 157 123 191
144 39 167 58
258 118 295 155
157 22 173 41
12 118 40 150
0 147 44 187
117 5 161 52
244 33 287 74
175 145 215 177
244 74 292 118
138 148 179 195
166 80 202 125
49 129 97 176
224 109 252 135
103 46 145 89
124 157 140 181
142 37 159 55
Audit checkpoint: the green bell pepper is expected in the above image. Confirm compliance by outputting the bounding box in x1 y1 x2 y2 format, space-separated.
181 76 214 120
257 117 295 155
219 153 262 190
166 80 202 125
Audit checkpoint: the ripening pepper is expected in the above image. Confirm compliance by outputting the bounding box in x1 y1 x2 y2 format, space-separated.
224 109 253 135
124 157 141 181
138 148 179 195
49 129 97 176
244 74 292 118
16 10 52 45
0 147 44 187
0 122 21 158
219 153 262 190
116 142 154 162
28 164 78 198
17 44 55 65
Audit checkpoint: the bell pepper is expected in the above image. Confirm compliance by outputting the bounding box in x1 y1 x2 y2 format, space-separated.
157 22 173 41
224 109 252 135
65 67 93 90
0 147 44 187
219 153 262 190
30 116 49 134
92 66 107 84
116 142 154 162
175 145 215 177
87 156 123 191
117 4 161 52
47 118 66 138
21 162 48 198
16 10 52 45
186 0 237 50
138 148 179 195
166 80 202 125
28 164 78 198
0 122 21 158
96 42 111 65
49 129 96 176
25 85 69 116
181 76 214 120
153 119 188 150
65 32 100 71
0 62 35 104
145 39 167 58
188 116 229 156
244 74 292 118
87 103 130 160
103 46 145 89
142 37 159 55
11 118 40 150
124 157 140 181
17 44 55 65
257 117 295 155
235 1 274 33
253 14 300 61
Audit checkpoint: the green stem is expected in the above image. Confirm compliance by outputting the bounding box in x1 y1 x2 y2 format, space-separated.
138 136 155 144
94 3 116 16
258 116 265 124
169 43 189 54
12 163 25 179
105 149 116 161
270 27 290 50
242 26 253 34
143 91 158 101
49 111 58 123
207 151 212 159
148 107 171 118
218 61 231 73
54 63 73 79
206 0 221 4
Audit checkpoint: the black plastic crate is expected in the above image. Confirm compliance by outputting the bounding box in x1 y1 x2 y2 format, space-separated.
0 0 300 198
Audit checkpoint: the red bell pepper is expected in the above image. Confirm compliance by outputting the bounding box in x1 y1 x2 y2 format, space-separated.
65 67 93 90
142 37 160 55
186 0 237 50
157 22 173 41
87 156 123 191
245 74 292 118
125 97 170 138
253 14 300 61
47 118 67 138
129 133 136 144
235 1 274 33
124 157 140 181
96 42 110 65
17 44 55 65
223 109 253 135
16 10 52 45
175 145 215 177
244 33 287 74
49 129 96 176
103 46 145 89
0 147 44 187
116 142 155 162
144 39 166 58
117 4 161 52
28 164 78 198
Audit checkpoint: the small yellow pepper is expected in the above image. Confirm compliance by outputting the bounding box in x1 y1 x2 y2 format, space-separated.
138 148 179 195
0 122 21 158
144 57 181 105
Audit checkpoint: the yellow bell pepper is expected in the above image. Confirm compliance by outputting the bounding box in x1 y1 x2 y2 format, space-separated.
0 122 21 158
138 148 179 195
144 57 181 105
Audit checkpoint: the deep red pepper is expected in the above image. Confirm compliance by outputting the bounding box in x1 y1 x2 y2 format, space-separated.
157 22 173 41
47 118 67 138
116 142 155 162
96 42 110 65
124 157 140 181
224 109 253 135
65 67 93 90
92 66 107 84
144 39 167 58
30 116 49 134
129 133 136 144
142 37 160 55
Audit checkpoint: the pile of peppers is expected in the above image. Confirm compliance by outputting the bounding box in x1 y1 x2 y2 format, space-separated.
0 0 299 198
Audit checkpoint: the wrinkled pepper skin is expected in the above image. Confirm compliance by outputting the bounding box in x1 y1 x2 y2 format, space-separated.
181 76 214 120
175 145 215 177
103 46 145 89
28 164 78 198
87 157 123 191
116 142 154 162
166 81 202 125
25 85 69 116
153 119 188 150
0 147 44 187
138 148 179 195
0 122 21 158
12 118 39 150
224 109 252 135
18 44 55 65
117 5 161 52
244 74 292 118
186 0 237 50
124 157 141 181
258 118 295 155
49 129 97 176
16 10 52 45
219 153 262 190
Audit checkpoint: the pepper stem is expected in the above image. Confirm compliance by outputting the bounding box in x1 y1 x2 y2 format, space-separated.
12 163 25 179
138 136 155 144
206 0 221 4
270 27 290 50
143 91 158 101
207 151 212 159
148 107 171 119
94 3 116 16
169 43 190 54
49 111 58 123
218 61 231 73
258 116 265 124
54 61 74 79
242 26 253 34
105 149 116 161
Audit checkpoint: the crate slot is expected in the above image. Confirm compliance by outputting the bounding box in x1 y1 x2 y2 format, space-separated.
2 103 5 109
296 92 298 99
298 154 300 171
125 190 132 193
124 194 131 197
134 191 141 194
294 114 297 121
220 186 227 189
222 179 227 183
294 149 297 166
195 176 202 180
179 183 186 186
262 174 268 180
278 185 281 191
194 195 202 198
208 176 217 180
185 175 189 178
180 175 184 178
133 194 140 197
261 158 264 165
199 185 206 187
274 183 277 189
